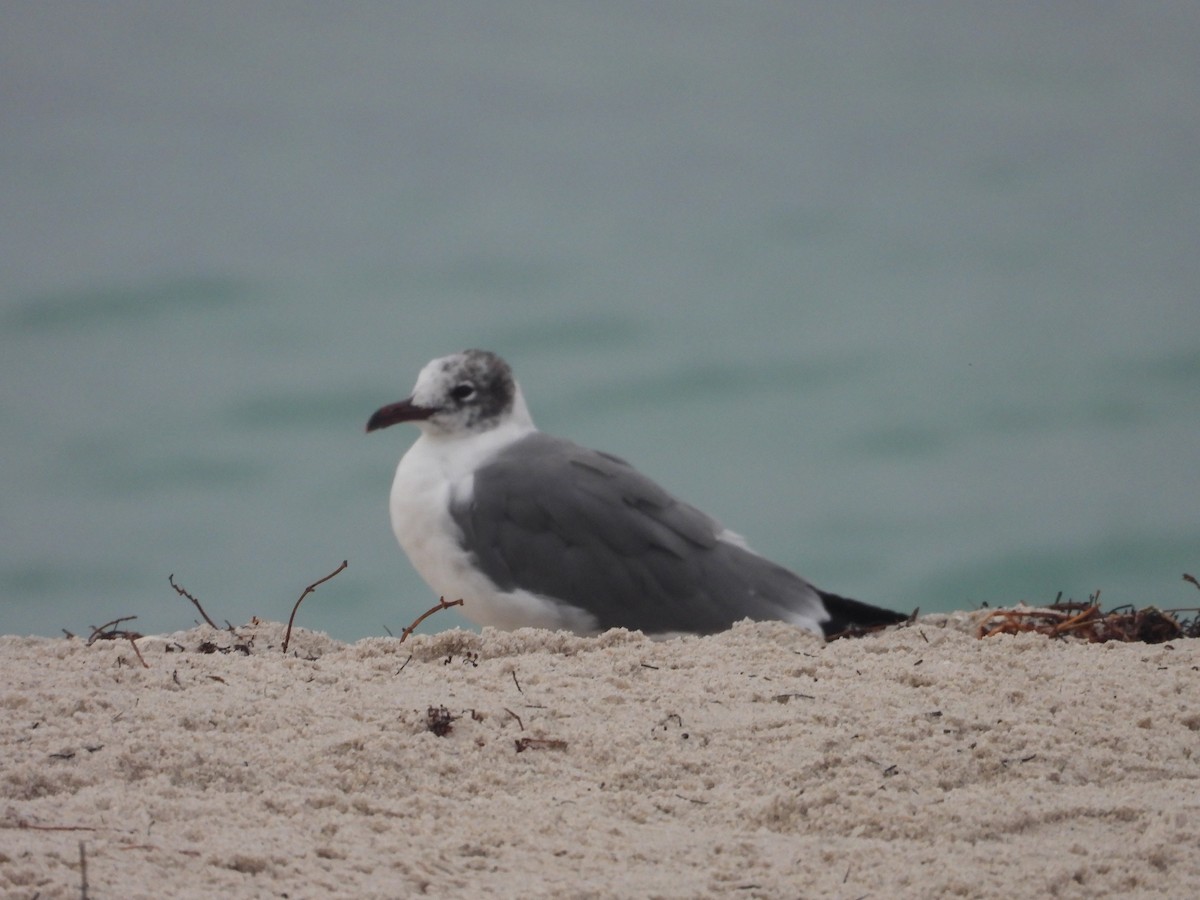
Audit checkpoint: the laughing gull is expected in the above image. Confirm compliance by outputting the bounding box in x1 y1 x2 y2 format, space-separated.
367 349 907 639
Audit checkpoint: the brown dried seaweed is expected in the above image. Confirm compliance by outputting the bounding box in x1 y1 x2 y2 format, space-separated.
978 591 1199 644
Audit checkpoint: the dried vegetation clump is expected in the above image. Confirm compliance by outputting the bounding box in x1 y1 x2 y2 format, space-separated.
978 576 1200 643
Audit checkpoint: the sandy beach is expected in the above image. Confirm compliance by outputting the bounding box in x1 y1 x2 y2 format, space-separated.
2 614 1197 899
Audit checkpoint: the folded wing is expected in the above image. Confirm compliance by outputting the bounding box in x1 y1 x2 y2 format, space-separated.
449 432 828 634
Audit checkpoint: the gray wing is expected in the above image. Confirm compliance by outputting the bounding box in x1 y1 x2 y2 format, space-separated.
449 432 826 634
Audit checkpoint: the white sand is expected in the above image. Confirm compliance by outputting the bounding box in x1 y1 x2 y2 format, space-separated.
2 614 1197 899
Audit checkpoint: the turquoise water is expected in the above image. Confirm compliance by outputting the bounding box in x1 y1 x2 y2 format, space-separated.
3 3 1199 640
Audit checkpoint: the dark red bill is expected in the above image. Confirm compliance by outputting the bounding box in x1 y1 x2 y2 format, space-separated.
366 398 436 432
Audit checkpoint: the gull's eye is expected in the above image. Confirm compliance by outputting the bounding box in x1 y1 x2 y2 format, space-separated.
451 383 476 402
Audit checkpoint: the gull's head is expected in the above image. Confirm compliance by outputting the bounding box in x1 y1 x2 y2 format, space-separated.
366 349 533 439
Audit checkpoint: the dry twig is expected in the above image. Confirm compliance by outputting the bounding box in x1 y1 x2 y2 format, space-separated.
86 616 139 643
1 820 97 833
398 597 464 644
281 560 348 653
503 707 525 730
168 574 218 628
125 638 149 668
86 616 149 667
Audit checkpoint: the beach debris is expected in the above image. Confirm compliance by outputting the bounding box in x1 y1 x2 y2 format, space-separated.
978 591 1200 643
281 559 348 653
503 708 524 730
86 615 141 643
426 705 457 737
398 596 465 644
196 637 253 655
85 616 149 667
169 573 218 628
165 561 348 655
514 737 568 753
79 840 89 900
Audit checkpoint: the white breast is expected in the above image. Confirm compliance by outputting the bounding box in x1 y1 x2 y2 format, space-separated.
388 424 599 633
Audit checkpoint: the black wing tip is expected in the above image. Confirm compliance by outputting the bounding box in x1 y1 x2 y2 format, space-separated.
818 590 913 640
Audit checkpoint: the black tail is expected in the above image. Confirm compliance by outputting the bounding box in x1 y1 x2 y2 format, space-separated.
818 589 910 639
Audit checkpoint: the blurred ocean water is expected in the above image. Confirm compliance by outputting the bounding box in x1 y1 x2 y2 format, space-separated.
2 3 1198 640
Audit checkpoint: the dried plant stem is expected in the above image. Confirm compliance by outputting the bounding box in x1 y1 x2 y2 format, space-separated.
86 617 138 643
281 560 348 653
127 637 149 668
503 707 525 730
398 597 464 644
169 574 218 628
1 821 97 832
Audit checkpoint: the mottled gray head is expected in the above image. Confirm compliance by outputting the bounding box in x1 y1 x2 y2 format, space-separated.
366 349 530 437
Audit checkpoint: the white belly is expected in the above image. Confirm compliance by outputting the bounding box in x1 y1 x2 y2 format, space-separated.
388 431 599 633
